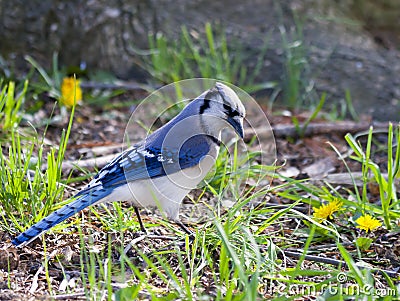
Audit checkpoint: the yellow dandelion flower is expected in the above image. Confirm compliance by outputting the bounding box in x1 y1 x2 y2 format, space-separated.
356 215 382 232
313 199 342 220
61 77 82 107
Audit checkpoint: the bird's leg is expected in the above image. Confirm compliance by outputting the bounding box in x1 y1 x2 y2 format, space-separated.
134 207 194 241
175 220 195 240
149 221 195 253
134 207 147 234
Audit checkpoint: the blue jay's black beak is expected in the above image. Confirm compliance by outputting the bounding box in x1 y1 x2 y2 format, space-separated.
227 116 244 139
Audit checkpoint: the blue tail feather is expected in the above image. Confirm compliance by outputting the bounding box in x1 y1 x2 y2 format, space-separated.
12 188 110 247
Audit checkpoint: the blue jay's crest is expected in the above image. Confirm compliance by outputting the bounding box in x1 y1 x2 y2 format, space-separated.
12 82 246 247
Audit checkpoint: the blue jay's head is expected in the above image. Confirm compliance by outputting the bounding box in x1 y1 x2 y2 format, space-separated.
197 82 246 138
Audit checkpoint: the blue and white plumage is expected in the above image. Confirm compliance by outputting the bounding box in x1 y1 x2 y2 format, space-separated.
12 82 246 247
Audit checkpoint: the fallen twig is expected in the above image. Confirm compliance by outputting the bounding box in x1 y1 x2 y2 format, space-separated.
80 81 150 91
283 250 399 278
61 154 117 173
52 291 87 300
246 120 390 140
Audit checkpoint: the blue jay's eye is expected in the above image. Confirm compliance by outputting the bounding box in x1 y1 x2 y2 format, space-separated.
223 103 240 118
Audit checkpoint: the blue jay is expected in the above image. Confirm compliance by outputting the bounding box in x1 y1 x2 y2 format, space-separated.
12 82 246 247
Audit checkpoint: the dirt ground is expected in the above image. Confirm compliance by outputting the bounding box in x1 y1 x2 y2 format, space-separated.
0 89 398 299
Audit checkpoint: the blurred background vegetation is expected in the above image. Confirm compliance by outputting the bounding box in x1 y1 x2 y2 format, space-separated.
0 0 399 120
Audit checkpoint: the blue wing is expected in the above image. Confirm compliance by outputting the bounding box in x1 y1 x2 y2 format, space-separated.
84 134 212 190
